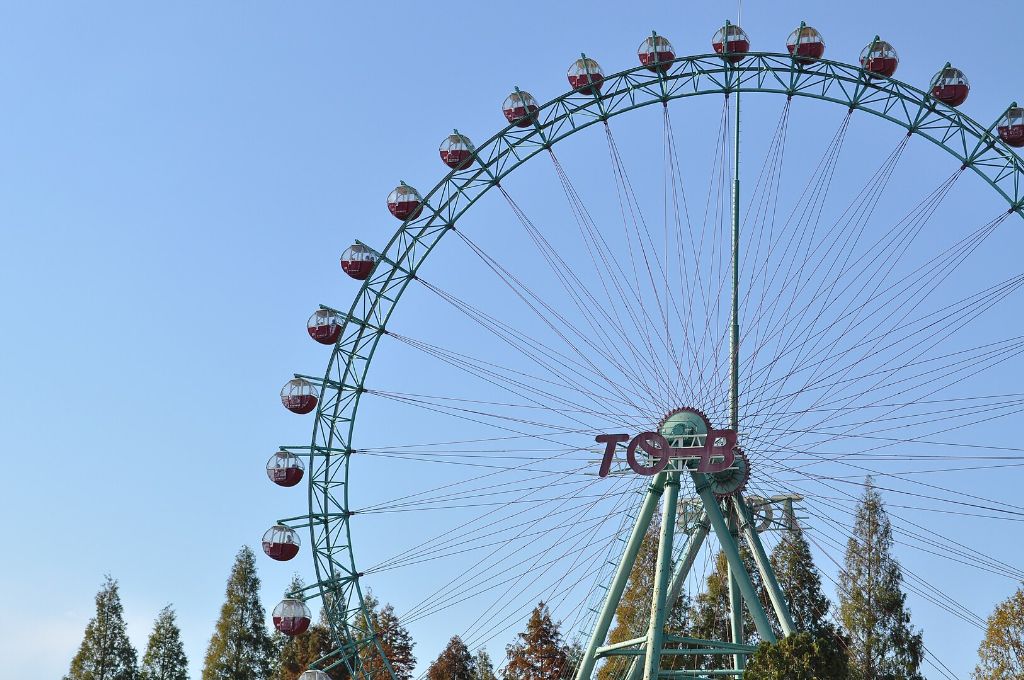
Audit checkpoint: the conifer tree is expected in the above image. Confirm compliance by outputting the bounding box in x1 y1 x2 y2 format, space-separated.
202 546 277 680
770 525 839 639
65 575 139 680
504 602 572 680
474 650 497 680
839 479 923 680
427 636 476 680
356 592 416 680
972 586 1024 679
140 605 189 680
745 631 849 680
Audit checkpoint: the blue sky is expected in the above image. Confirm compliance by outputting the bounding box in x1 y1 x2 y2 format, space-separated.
1 2 1023 679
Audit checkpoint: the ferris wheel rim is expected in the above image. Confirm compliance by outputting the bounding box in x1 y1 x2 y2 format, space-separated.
292 48 1024 677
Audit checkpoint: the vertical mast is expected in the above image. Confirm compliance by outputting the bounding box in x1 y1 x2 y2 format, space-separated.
727 21 744 670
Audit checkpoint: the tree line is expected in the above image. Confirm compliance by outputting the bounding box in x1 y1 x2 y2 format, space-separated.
65 480 1024 680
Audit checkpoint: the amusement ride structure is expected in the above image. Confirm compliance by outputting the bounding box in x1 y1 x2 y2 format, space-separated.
260 17 1024 680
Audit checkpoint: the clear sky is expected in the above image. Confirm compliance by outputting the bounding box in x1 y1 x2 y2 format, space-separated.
1 2 1023 680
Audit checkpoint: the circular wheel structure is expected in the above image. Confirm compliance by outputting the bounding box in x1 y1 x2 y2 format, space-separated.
267 18 1024 680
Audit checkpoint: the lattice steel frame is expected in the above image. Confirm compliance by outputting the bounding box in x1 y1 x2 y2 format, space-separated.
275 50 1024 678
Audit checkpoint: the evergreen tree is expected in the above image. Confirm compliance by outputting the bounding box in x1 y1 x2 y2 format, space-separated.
202 546 277 680
770 526 840 639
65 575 139 680
356 592 416 680
274 576 347 680
474 650 497 680
140 605 189 680
745 631 849 680
839 479 923 680
427 636 476 680
504 602 572 680
972 586 1024 679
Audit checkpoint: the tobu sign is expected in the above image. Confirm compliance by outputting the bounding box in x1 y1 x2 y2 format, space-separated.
595 427 738 478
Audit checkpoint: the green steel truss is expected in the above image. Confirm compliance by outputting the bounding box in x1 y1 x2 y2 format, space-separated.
275 50 1024 679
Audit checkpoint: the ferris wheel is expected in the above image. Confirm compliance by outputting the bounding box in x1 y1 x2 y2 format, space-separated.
260 18 1024 680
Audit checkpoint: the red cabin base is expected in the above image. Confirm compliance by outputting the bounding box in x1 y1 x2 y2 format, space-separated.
273 616 311 636
999 125 1024 148
640 51 675 73
270 467 304 487
504 105 539 128
933 84 969 107
341 260 374 280
387 200 423 220
713 40 749 64
789 43 825 65
864 56 897 78
283 395 318 415
568 73 604 95
308 324 342 345
263 541 300 561
440 149 473 169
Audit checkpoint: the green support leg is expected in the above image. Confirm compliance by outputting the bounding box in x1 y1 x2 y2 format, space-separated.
727 511 745 671
623 514 709 680
642 472 680 680
733 493 796 636
573 473 667 680
693 473 776 643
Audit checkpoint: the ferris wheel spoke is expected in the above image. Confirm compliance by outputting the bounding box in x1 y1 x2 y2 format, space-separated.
602 123 695 401
448 227 669 416
388 330 643 426
742 185 969 432
661 107 708 405
498 181 672 402
663 103 732 409
745 270 1024 430
739 101 792 324
396 474 633 624
754 319 1024 458
394 283 657 419
452 488 637 649
739 133 911 415
749 469 1024 583
754 449 1024 521
738 113 852 368
365 473 626 574
742 240 1020 442
746 311 1023 449
740 169 980 418
543 153 685 406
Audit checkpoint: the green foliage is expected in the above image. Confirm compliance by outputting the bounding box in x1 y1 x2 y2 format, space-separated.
65 575 139 680
202 546 277 680
140 605 189 680
503 602 573 680
770 526 840 640
972 586 1024 679
839 479 923 680
427 636 476 680
474 650 497 680
745 632 849 680
356 592 416 680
